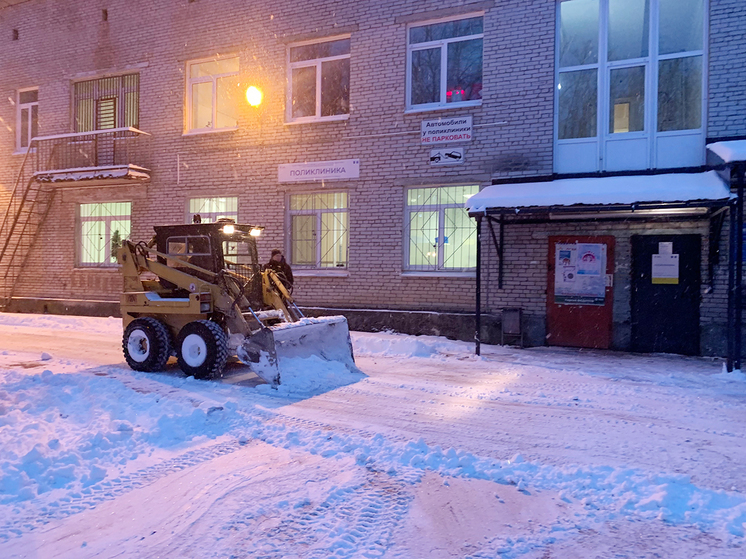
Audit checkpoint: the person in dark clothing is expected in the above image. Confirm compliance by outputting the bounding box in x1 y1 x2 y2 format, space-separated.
265 248 294 291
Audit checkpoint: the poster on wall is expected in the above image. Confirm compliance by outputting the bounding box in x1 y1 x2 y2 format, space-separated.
554 243 607 305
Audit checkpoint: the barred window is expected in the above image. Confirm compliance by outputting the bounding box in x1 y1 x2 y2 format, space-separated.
78 202 131 266
74 74 139 132
288 192 348 268
406 185 477 272
187 197 238 223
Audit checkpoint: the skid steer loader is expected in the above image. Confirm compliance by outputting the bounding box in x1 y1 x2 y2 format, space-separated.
116 220 357 386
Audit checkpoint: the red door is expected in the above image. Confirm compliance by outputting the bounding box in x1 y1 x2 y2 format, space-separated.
547 236 615 349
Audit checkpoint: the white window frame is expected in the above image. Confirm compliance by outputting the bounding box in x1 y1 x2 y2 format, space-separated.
286 35 351 124
404 185 478 274
16 87 38 153
554 0 708 172
185 55 240 135
186 197 238 224
405 13 484 113
287 191 349 270
77 202 131 267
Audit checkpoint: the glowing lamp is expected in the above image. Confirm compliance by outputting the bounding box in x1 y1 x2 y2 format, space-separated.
246 86 263 107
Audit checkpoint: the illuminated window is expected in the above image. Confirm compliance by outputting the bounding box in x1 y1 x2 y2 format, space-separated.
186 56 240 133
405 185 478 272
407 14 483 110
187 197 238 223
288 192 348 268
287 37 350 123
78 202 131 266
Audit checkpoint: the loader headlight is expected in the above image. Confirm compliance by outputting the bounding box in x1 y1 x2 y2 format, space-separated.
249 227 262 237
222 224 235 235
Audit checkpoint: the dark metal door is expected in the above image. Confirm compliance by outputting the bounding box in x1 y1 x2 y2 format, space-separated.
631 234 701 355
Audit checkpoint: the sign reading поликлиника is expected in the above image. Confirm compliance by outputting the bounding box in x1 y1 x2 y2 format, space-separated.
278 159 360 183
421 116 473 144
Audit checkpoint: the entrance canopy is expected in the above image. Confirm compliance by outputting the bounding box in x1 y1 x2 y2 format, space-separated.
708 140 746 164
467 171 732 215
465 170 733 357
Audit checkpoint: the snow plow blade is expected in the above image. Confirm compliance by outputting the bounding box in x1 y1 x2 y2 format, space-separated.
237 316 358 387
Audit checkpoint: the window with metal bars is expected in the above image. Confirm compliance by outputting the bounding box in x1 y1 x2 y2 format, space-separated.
78 202 131 267
405 185 478 272
288 192 348 269
73 74 139 132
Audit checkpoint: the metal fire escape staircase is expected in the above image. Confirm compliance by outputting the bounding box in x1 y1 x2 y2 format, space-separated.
0 128 151 310
0 139 56 310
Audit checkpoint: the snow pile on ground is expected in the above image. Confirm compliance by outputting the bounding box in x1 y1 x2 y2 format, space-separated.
256 355 366 398
351 331 473 358
0 368 240 506
0 313 121 334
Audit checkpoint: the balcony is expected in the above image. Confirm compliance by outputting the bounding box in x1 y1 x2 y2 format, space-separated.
28 127 151 185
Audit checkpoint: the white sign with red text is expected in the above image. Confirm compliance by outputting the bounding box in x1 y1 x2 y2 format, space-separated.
421 116 473 144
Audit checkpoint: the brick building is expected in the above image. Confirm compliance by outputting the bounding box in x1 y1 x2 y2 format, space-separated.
0 0 744 357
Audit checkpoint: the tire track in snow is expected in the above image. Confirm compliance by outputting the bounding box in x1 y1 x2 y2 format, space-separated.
0 439 246 542
0 407 419 549
223 466 417 559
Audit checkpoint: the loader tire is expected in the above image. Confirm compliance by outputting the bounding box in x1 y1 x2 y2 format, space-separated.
176 320 228 379
123 317 171 372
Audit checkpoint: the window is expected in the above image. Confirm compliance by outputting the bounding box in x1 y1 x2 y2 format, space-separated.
165 236 213 271
187 197 238 224
187 197 249 265
74 74 139 132
288 192 348 268
407 15 483 111
556 0 705 172
78 202 131 266
405 185 477 272
287 37 350 122
186 56 240 133
17 89 38 151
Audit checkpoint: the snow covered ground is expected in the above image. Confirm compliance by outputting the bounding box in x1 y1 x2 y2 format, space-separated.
0 312 744 558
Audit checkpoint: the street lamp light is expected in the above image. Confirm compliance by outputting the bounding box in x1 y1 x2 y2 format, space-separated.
246 86 263 107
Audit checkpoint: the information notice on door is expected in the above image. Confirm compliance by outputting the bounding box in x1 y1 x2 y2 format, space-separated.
651 253 679 284
554 243 607 305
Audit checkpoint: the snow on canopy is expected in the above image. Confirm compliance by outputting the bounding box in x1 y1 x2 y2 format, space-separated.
466 170 731 213
707 140 746 164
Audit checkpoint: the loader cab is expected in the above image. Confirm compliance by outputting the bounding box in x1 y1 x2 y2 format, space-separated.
153 221 263 282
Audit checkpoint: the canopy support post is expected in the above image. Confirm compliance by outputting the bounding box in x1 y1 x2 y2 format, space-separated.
735 163 744 370
475 215 483 356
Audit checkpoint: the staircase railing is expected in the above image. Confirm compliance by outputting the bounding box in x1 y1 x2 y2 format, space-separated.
0 127 150 309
